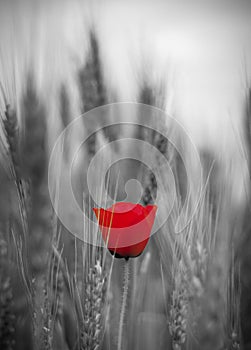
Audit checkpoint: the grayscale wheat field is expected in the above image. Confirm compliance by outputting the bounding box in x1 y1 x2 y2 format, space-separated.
0 1 251 349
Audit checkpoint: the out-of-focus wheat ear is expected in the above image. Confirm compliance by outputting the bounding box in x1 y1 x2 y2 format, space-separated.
0 93 33 312
59 84 71 161
195 261 226 350
243 88 251 172
20 73 53 349
79 259 108 350
189 240 208 299
21 74 47 188
51 244 66 335
21 73 52 273
225 246 241 350
1 99 30 212
60 84 71 130
169 261 189 350
138 80 172 206
0 97 28 234
239 87 251 349
39 276 53 350
3 105 20 176
0 238 15 350
78 28 107 158
189 203 227 349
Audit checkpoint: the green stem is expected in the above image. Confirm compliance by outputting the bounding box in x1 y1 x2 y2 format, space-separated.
117 259 130 350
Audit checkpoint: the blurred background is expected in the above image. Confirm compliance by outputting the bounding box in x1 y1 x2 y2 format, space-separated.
0 0 251 349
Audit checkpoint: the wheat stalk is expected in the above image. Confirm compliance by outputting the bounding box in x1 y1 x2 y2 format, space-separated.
117 260 130 350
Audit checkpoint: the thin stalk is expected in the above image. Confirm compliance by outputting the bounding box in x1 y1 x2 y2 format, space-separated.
118 259 130 350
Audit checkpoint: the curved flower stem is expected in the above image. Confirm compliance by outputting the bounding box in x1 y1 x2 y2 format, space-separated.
117 259 130 350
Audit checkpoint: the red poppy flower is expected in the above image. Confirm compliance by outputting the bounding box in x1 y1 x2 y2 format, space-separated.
93 202 157 259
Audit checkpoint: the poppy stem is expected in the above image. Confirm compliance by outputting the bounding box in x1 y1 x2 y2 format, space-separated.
117 259 130 350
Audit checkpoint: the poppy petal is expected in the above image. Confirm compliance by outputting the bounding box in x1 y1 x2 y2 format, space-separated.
93 202 157 258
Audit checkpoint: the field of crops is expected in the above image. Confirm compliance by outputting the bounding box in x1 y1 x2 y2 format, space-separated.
0 1 251 350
